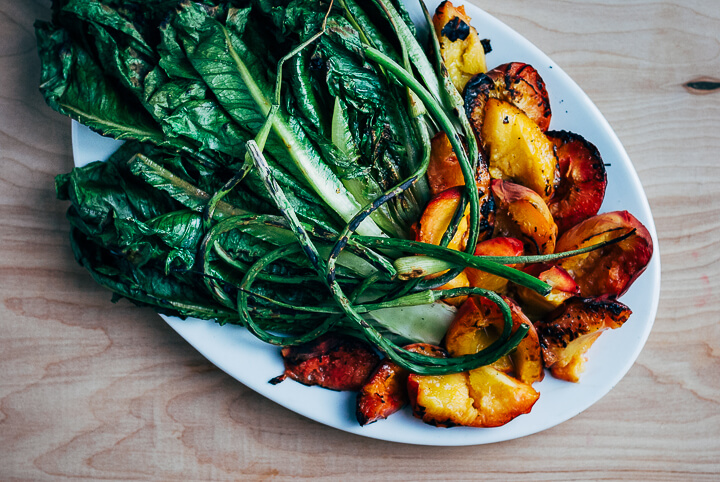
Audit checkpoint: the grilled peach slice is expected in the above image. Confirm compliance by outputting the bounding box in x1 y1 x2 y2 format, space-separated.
409 308 541 427
427 132 492 194
356 344 444 426
554 211 653 297
410 363 539 428
504 297 544 385
481 99 558 200
445 296 544 384
536 297 632 382
435 269 470 306
546 130 608 234
416 186 470 251
428 132 467 195
417 187 485 302
513 343 545 386
408 371 478 427
433 0 488 93
508 315 545 385
465 62 552 135
426 133 495 238
275 334 379 391
356 359 408 426
491 179 558 254
445 295 513 373
516 264 580 318
491 62 552 132
406 345 480 427
467 366 540 427
465 237 524 293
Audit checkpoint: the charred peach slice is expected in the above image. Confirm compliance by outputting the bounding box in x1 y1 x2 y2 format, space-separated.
507 308 545 385
276 334 380 391
356 344 444 426
408 371 479 427
434 269 470 306
428 131 467 195
491 179 558 255
465 236 524 293
426 133 495 239
417 188 488 302
445 296 544 384
516 264 580 318
356 359 408 426
465 62 552 135
433 1 488 93
491 62 552 132
481 99 558 200
406 345 480 427
416 186 470 251
409 363 539 428
546 130 608 234
536 297 632 382
405 343 449 359
428 132 492 193
505 297 544 385
445 295 514 373
467 366 540 427
554 211 653 298
409 314 541 427
512 328 545 386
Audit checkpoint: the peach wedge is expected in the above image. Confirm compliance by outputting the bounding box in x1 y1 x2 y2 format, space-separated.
554 211 653 298
481 98 558 200
536 297 632 382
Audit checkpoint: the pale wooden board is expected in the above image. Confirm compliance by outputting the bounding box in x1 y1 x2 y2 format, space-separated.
1 0 719 480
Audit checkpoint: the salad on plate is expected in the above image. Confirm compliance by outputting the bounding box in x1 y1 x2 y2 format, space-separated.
36 0 656 437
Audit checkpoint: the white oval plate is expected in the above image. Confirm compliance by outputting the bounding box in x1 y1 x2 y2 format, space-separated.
71 0 660 445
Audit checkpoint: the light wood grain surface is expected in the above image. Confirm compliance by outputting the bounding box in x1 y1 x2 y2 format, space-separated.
2 0 719 480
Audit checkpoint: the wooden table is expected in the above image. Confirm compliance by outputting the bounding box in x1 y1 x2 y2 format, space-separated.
2 1 718 479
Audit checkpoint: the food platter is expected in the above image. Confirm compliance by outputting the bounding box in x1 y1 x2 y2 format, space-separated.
71 0 661 445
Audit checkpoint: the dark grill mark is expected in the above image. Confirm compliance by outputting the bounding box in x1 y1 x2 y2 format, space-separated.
481 38 492 54
441 17 471 41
